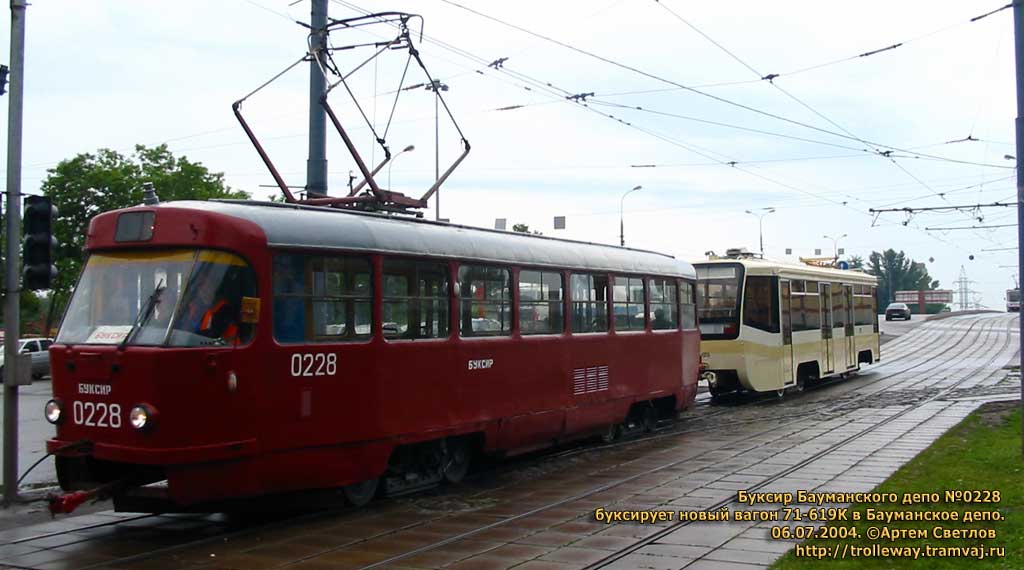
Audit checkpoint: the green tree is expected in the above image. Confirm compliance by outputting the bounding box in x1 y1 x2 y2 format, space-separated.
846 255 865 270
0 290 43 334
512 223 542 235
39 144 248 329
867 249 939 306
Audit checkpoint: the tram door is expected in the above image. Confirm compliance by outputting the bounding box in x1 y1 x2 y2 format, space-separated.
844 285 856 369
780 280 794 385
820 283 834 374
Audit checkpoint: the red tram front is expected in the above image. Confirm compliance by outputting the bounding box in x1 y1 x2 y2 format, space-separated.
46 200 699 511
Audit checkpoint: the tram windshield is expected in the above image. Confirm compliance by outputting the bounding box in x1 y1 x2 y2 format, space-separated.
695 264 743 339
57 249 257 347
1008 289 1020 303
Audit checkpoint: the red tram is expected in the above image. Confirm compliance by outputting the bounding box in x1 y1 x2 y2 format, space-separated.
45 200 699 511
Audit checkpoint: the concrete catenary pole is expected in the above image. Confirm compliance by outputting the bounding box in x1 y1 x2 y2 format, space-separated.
1014 0 1024 455
3 0 27 506
306 0 328 198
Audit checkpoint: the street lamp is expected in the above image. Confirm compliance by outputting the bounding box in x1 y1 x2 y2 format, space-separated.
744 207 775 255
823 232 847 258
620 185 642 247
426 80 449 220
386 144 415 190
824 233 847 260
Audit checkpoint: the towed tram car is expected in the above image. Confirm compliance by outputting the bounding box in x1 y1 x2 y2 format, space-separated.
694 255 880 398
45 200 699 512
1007 288 1020 312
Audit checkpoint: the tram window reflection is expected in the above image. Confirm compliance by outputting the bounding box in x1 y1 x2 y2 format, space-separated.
649 278 677 330
272 253 372 343
679 280 697 329
570 273 608 333
382 259 449 340
458 265 510 337
612 276 645 331
742 276 779 333
519 270 564 335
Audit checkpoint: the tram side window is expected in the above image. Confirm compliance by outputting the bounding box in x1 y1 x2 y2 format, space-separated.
791 292 820 331
679 280 696 329
871 287 879 332
649 278 678 330
459 265 511 337
832 285 846 329
519 270 564 334
570 274 608 333
613 276 645 331
272 253 372 343
853 291 871 326
382 259 450 340
853 287 877 327
742 276 779 333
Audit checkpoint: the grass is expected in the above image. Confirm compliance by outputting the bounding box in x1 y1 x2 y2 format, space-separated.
772 403 1023 569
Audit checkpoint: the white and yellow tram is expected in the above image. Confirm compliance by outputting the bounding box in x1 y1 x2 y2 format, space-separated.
694 254 880 397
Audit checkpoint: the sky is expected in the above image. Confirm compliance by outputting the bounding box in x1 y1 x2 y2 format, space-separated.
0 0 1020 308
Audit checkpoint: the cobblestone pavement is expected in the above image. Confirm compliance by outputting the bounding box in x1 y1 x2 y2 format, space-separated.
0 312 1017 570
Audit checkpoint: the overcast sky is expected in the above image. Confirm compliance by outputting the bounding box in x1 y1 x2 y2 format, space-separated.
1 0 1020 307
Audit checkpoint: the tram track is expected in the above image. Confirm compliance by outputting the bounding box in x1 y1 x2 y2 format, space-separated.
3 314 1014 570
581 314 1019 569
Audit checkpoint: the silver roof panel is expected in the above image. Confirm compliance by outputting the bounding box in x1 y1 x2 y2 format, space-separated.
165 200 696 278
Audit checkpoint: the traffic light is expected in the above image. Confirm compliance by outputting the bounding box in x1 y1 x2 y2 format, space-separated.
22 195 58 290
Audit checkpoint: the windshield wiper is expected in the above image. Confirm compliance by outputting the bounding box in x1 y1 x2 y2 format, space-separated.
118 279 165 351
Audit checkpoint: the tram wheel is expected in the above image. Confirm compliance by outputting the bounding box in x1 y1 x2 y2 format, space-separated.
442 440 471 484
600 423 621 444
342 478 379 507
775 389 786 399
794 374 806 393
641 406 658 433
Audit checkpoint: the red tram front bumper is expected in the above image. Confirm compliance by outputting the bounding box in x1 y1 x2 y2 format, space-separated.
47 437 259 465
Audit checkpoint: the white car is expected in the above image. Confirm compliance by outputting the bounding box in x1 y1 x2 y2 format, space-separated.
0 338 54 380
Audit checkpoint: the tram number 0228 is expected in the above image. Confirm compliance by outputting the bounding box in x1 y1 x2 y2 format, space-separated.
72 401 122 428
290 353 337 377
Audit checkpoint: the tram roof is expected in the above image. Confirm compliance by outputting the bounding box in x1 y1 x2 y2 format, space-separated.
167 200 696 278
693 257 877 284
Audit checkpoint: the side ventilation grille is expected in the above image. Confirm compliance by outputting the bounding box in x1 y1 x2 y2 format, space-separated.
573 365 609 395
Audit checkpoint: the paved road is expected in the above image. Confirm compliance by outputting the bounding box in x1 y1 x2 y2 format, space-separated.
0 313 1017 570
878 312 925 341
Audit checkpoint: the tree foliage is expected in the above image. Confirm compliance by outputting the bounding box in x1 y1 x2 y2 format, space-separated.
512 223 542 235
867 249 939 305
846 255 865 270
39 144 248 323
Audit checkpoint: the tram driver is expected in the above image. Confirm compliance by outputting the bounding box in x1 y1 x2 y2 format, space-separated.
180 267 239 343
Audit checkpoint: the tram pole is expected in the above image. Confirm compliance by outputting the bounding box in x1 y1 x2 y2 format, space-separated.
1014 0 1024 456
3 0 27 507
306 0 328 198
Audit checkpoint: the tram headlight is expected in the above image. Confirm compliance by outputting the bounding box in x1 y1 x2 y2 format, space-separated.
129 404 157 431
44 399 62 424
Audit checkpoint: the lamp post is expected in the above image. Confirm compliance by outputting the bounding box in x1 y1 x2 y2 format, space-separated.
386 144 415 190
744 207 775 255
426 80 449 220
824 233 847 260
620 185 642 247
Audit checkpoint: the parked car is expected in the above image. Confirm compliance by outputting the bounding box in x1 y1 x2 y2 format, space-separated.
0 337 54 380
884 302 911 321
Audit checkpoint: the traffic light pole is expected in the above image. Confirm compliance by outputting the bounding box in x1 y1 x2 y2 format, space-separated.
3 0 27 507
